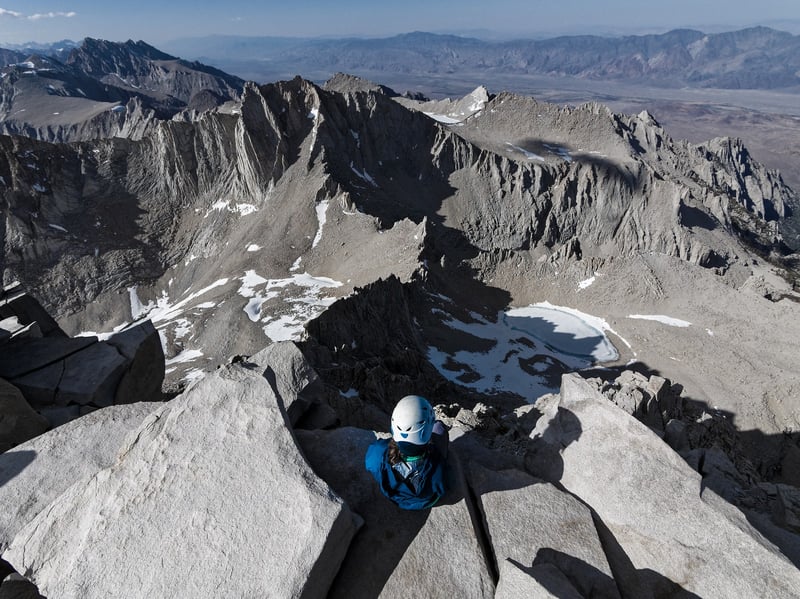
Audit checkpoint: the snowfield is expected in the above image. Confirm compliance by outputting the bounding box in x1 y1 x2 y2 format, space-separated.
628 314 692 327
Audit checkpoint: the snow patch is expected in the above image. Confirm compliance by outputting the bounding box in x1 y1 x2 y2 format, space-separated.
289 257 302 272
76 321 129 342
132 278 229 326
238 270 268 298
578 275 596 290
182 368 206 382
350 163 378 187
47 223 67 233
628 314 692 327
207 199 230 215
245 243 262 252
424 112 461 124
312 199 329 248
255 273 343 341
234 203 257 216
33 183 47 193
205 198 257 217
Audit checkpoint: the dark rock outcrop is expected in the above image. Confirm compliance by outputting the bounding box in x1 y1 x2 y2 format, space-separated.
0 379 48 453
0 284 164 437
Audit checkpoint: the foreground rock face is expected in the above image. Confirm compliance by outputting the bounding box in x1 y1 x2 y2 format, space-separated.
527 373 800 598
0 284 164 435
494 559 583 599
3 364 358 599
0 402 159 552
2 337 799 597
468 464 620 599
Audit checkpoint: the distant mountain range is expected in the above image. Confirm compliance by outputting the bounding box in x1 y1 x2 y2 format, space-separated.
0 38 244 142
7 27 800 93
151 26 800 91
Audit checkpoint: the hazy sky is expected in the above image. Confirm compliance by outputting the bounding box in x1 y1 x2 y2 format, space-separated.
1 0 799 45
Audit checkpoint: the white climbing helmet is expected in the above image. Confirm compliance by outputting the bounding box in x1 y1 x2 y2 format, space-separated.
391 395 435 445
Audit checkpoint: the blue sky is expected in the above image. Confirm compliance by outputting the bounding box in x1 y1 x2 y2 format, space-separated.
1 1 799 45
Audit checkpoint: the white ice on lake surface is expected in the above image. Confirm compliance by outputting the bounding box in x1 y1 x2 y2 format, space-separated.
427 301 623 400
628 314 692 327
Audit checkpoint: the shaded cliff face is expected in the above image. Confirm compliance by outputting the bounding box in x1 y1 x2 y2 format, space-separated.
0 76 795 388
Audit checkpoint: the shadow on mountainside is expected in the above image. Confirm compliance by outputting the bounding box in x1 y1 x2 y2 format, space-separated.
301 225 527 421
678 202 719 231
513 136 643 190
580 360 800 568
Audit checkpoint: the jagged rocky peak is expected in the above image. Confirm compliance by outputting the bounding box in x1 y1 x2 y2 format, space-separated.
323 72 399 96
66 38 177 76
65 37 244 104
0 38 245 144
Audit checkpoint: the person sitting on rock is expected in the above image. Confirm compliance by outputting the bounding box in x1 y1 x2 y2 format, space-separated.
364 394 449 510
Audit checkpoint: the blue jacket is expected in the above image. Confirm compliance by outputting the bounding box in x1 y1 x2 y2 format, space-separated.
364 437 447 510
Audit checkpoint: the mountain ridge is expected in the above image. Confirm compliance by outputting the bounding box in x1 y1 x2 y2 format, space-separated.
0 37 244 143
159 26 800 91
